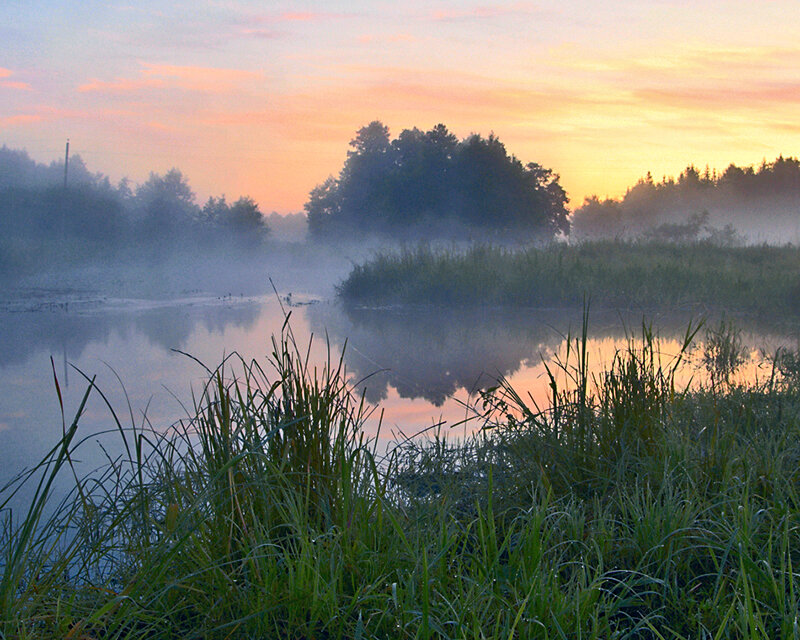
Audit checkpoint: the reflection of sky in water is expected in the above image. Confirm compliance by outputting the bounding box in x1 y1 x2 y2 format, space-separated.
0 297 268 490
1 295 798 506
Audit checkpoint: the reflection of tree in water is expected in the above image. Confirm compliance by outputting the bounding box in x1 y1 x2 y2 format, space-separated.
0 311 115 369
308 303 797 406
307 303 573 406
0 300 262 370
133 301 261 352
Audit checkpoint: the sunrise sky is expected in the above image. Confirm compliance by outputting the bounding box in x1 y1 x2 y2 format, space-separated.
3 0 800 213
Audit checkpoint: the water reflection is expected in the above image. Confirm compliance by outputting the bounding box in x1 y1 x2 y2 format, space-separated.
308 304 572 406
2 292 798 507
308 302 799 407
0 296 270 502
0 297 261 371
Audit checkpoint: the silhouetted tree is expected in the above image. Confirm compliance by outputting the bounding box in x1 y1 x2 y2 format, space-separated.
200 195 269 248
0 146 100 190
227 196 269 247
201 195 230 226
571 156 800 243
570 196 624 238
134 169 200 241
0 147 274 276
306 177 341 237
305 121 569 240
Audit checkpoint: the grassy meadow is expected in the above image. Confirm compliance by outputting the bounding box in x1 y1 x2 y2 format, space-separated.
3 314 800 638
337 242 800 313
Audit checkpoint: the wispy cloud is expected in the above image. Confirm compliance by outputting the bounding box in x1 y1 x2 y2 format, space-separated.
0 68 33 91
279 12 318 22
225 9 356 41
358 33 416 44
0 114 43 127
246 10 357 25
0 81 33 91
78 62 262 94
140 63 261 92
552 45 800 84
544 44 800 118
202 66 610 147
635 82 800 112
430 2 540 22
236 27 285 40
78 76 162 93
144 120 175 132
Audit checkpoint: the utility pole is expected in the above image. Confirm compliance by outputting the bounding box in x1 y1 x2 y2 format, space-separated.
63 138 70 189
61 139 69 258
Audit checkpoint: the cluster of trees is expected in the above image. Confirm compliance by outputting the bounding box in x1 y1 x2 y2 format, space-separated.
571 157 800 243
8 130 794 278
305 122 569 241
0 146 269 273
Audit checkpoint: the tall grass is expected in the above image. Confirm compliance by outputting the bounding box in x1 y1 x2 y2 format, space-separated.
337 241 800 313
3 313 800 638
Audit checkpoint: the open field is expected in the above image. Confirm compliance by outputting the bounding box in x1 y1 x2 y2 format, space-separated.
337 242 800 315
3 317 800 638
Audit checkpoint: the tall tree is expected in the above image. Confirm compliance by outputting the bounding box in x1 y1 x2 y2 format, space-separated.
134 169 199 239
306 121 569 240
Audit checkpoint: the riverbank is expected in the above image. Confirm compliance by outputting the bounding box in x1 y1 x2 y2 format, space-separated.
2 318 800 638
337 242 800 314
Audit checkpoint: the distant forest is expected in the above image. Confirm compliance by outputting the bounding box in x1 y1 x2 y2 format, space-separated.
3 133 800 281
571 157 800 244
305 121 570 241
0 146 269 276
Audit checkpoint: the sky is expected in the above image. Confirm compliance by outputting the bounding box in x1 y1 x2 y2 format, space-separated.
2 0 800 213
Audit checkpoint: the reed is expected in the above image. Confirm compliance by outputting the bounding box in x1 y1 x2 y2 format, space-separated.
337 241 800 314
3 314 800 638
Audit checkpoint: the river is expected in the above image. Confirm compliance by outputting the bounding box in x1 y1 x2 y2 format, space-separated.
0 265 796 509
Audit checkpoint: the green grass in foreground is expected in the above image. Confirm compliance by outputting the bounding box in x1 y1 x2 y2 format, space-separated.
3 317 800 638
337 241 800 312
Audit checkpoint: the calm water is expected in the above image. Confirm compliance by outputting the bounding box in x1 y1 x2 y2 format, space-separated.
1 283 797 504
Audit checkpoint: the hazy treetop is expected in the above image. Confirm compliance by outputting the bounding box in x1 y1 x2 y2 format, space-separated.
305 121 569 241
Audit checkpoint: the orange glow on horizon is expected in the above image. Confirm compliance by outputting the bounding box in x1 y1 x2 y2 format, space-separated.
4 4 800 215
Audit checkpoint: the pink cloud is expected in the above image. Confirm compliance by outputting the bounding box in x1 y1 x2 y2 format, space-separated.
0 68 32 90
227 9 355 40
248 10 355 25
9 105 144 125
79 62 261 95
140 62 260 92
280 11 317 22
200 67 595 148
238 28 284 39
144 120 175 132
431 3 537 21
79 77 163 93
0 114 43 127
358 33 415 44
0 81 33 91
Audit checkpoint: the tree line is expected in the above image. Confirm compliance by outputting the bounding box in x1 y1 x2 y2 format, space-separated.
0 146 269 273
305 121 570 241
5 129 798 275
571 157 800 243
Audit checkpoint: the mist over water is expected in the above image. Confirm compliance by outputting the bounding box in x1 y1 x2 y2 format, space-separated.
2 251 796 501
3 143 800 524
